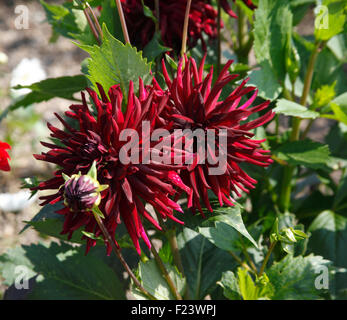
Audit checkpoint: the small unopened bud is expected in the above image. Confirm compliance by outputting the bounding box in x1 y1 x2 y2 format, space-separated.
63 173 107 212
64 175 100 212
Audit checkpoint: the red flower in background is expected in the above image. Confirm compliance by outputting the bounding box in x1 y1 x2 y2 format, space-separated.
158 56 274 214
33 81 190 255
0 141 11 171
120 0 241 52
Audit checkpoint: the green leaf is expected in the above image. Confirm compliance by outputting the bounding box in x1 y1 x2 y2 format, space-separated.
177 227 237 300
96 0 124 43
313 82 336 109
198 222 240 252
141 0 157 23
334 175 347 212
267 254 331 299
206 204 258 248
327 34 347 62
253 0 293 81
143 32 171 62
314 0 346 41
78 24 152 99
273 99 320 119
218 269 274 300
308 210 347 297
328 102 347 125
21 203 90 244
40 0 95 44
218 271 242 300
9 75 88 111
246 61 282 100
136 259 185 300
325 122 347 159
20 203 63 234
25 242 125 299
274 139 331 169
312 46 347 96
92 205 105 219
20 177 39 199
290 0 316 26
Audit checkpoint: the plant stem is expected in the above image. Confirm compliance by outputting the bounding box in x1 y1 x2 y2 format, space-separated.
92 211 156 300
217 0 222 74
114 0 130 44
278 42 321 212
86 2 103 40
301 119 314 140
228 250 255 275
83 7 101 45
166 227 185 277
258 241 277 277
241 244 258 274
236 6 249 64
181 0 192 57
154 0 160 32
154 212 185 277
146 231 183 300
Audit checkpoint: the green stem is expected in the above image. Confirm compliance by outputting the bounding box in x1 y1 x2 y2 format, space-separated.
181 0 192 57
228 251 255 275
240 238 258 274
83 7 101 45
154 0 160 32
301 119 314 140
258 241 277 277
236 6 249 64
278 42 321 213
92 211 156 300
146 230 183 300
166 228 185 277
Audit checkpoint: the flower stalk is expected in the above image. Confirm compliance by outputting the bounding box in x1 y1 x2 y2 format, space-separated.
146 231 183 300
92 210 156 300
83 4 102 45
114 0 130 43
181 0 192 57
258 241 277 277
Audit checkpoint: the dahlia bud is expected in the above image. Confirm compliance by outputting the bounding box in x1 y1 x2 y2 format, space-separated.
62 162 108 213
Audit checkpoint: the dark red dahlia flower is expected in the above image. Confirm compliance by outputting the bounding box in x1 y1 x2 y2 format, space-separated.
159 56 274 214
0 141 11 171
121 0 233 52
34 81 190 255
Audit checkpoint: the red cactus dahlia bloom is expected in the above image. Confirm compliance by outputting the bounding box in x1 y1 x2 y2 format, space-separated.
158 56 274 214
120 0 234 52
33 81 190 255
0 141 11 171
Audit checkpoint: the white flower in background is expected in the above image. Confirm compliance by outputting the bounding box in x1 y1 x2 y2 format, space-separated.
0 190 37 212
10 57 46 99
0 52 8 65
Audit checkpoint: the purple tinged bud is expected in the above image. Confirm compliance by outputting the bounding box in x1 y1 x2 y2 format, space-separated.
63 175 100 212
